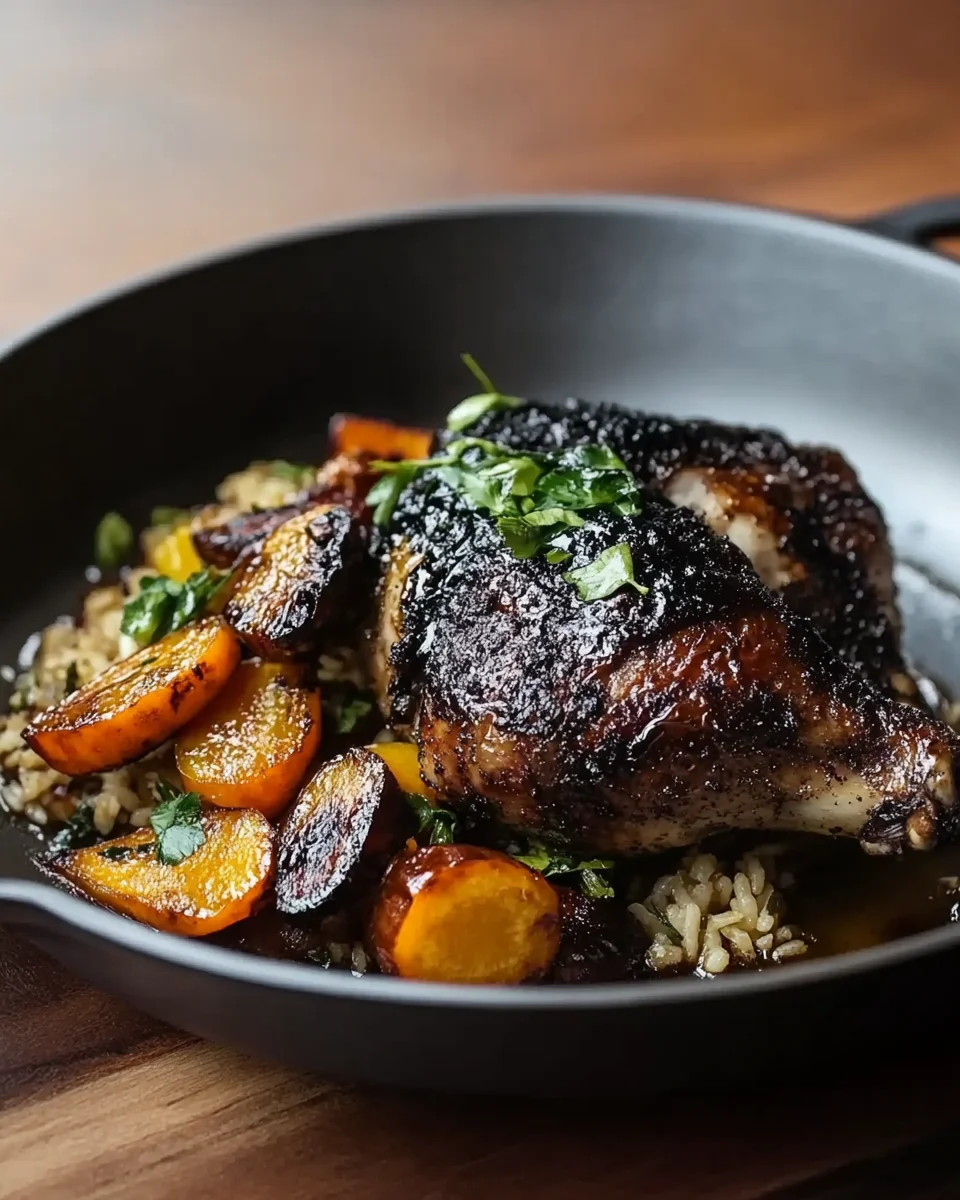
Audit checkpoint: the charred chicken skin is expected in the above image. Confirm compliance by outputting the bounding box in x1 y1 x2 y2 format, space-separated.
463 400 911 699
367 398 958 856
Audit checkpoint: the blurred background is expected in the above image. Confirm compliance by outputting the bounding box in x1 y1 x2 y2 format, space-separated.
2 0 959 342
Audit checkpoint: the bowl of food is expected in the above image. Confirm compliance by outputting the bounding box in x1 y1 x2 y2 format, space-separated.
3 194 960 1095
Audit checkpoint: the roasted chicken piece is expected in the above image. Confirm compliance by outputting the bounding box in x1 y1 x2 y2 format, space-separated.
374 470 958 857
464 400 912 699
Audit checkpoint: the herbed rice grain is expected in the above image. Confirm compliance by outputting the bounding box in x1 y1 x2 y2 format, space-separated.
629 847 806 975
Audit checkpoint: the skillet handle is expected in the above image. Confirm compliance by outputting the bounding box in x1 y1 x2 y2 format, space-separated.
856 196 960 247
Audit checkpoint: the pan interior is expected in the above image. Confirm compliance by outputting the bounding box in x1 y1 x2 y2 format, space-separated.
3 199 960 957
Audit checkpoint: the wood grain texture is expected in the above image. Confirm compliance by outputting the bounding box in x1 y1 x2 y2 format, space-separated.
4 0 960 1195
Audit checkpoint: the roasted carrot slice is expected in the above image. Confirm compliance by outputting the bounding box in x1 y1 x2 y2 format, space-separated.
329 413 432 461
24 617 241 776
224 506 366 658
276 748 405 914
369 844 561 984
176 661 321 818
147 523 205 583
49 807 274 936
367 740 440 800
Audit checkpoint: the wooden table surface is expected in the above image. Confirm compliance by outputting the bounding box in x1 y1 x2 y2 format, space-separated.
4 2 960 1196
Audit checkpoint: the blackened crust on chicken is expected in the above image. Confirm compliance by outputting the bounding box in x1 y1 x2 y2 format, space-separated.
455 399 907 697
378 474 957 856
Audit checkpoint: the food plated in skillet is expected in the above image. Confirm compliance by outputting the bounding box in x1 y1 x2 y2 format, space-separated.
4 356 960 985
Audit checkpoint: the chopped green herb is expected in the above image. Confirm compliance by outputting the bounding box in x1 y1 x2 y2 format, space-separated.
49 805 98 852
370 384 649 602
579 868 616 900
445 354 525 432
269 459 314 486
323 687 375 735
149 780 206 865
563 542 649 603
150 505 191 530
63 661 80 696
120 568 228 647
94 511 134 570
405 792 459 845
513 839 616 899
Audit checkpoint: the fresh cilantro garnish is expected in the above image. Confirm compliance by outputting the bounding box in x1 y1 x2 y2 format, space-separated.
513 839 616 899
269 460 314 486
563 542 649 603
405 793 459 845
63 661 80 696
323 686 375 734
445 354 525 432
94 511 134 570
149 780 206 865
150 505 191 530
370 435 644 589
49 804 98 852
120 568 228 647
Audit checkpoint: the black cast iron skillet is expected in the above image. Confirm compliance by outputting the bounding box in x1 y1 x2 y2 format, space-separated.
3 195 960 1096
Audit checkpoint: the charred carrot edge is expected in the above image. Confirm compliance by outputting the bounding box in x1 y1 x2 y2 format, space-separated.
175 661 321 818
49 806 275 937
370 844 561 983
329 413 433 461
24 617 241 775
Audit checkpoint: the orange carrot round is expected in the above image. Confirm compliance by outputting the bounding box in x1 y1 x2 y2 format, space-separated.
370 844 561 984
329 413 433 461
367 740 439 800
50 806 274 936
176 661 321 818
24 617 241 776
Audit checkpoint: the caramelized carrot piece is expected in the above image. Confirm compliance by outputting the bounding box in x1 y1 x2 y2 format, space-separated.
275 749 405 913
147 523 205 583
329 413 432 461
367 740 439 800
24 617 241 776
370 845 561 983
224 506 365 658
176 661 321 818
50 807 274 936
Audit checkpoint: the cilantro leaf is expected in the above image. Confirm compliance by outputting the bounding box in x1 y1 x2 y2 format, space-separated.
445 354 525 432
149 780 206 865
94 512 134 570
120 568 228 647
405 792 459 845
323 686 375 734
513 839 616 898
495 516 545 559
49 804 98 852
563 543 649 603
521 507 585 529
580 868 616 900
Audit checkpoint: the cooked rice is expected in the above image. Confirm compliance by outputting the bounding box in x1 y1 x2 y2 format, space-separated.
215 461 308 513
629 846 807 975
0 580 179 837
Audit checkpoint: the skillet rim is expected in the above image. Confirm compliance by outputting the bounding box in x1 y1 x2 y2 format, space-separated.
3 191 960 1010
